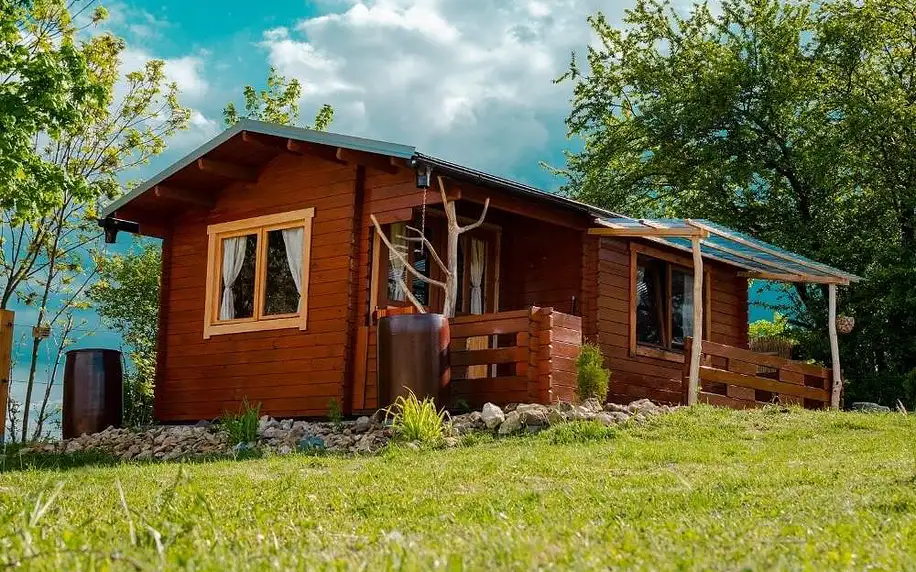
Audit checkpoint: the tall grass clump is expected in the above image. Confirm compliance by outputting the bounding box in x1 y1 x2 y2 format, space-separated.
220 398 261 444
576 342 610 401
384 390 449 444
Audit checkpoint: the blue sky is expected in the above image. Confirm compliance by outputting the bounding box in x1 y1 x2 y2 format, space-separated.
8 0 782 434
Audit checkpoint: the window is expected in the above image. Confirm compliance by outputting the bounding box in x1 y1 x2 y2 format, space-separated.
203 208 314 338
630 245 708 361
384 222 432 307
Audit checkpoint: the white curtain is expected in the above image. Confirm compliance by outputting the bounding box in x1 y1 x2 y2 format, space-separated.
469 238 486 315
281 227 304 301
219 236 248 320
388 222 407 301
467 238 488 379
681 273 695 338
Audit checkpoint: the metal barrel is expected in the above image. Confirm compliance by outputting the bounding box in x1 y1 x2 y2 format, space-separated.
63 349 123 439
377 313 450 407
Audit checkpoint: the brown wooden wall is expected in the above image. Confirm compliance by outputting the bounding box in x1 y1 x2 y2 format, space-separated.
155 154 359 421
590 236 749 405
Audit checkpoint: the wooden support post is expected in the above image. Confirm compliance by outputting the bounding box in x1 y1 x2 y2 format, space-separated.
687 237 704 405
828 284 842 409
0 310 13 442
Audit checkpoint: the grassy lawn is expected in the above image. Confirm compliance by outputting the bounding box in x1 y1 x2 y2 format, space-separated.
1 406 915 571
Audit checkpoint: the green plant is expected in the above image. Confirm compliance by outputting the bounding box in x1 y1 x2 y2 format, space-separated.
576 343 610 402
543 421 618 445
384 390 449 444
327 398 343 426
454 398 471 414
220 399 261 444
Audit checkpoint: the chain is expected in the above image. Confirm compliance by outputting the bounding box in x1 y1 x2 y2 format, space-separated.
418 186 428 255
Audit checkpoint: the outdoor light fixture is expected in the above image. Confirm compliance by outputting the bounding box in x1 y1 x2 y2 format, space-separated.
414 162 432 189
99 217 140 244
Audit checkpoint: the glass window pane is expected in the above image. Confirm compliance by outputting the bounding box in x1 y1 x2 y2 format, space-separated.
387 223 407 302
411 226 432 306
264 228 303 316
219 234 256 320
636 257 667 346
671 269 695 348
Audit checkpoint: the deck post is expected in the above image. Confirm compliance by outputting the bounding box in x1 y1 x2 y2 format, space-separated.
0 310 13 442
828 284 842 409
687 237 703 405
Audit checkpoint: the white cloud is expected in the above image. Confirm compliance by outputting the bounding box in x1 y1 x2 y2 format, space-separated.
258 0 638 183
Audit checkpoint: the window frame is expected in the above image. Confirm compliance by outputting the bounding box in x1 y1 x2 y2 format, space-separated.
628 243 711 363
372 212 501 317
203 208 314 339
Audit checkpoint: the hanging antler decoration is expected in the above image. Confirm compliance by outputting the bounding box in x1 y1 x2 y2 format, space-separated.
369 174 489 317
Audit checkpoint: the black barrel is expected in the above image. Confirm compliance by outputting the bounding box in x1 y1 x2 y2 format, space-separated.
378 313 450 406
63 349 123 439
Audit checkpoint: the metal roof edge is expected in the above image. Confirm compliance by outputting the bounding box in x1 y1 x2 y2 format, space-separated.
413 152 624 220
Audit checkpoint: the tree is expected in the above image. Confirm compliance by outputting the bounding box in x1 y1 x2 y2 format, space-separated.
1 6 189 439
560 0 916 406
89 245 161 426
223 66 334 130
0 0 109 222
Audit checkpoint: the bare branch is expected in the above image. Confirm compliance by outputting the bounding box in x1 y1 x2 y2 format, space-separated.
458 198 491 234
401 225 450 275
370 215 447 291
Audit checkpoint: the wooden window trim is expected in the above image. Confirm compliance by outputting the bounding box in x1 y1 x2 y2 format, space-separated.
203 208 314 339
629 243 710 363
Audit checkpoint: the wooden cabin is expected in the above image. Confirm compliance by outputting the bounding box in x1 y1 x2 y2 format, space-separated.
101 120 860 421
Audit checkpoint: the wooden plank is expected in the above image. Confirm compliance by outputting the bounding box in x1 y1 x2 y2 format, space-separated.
738 271 847 285
699 340 830 378
589 226 708 238
449 309 530 324
698 392 759 409
449 316 530 338
154 185 215 208
699 366 829 402
197 157 259 182
450 346 526 367
0 310 13 441
337 148 399 174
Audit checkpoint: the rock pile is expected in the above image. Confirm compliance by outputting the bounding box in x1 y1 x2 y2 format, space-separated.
17 399 673 460
21 424 228 461
450 398 673 436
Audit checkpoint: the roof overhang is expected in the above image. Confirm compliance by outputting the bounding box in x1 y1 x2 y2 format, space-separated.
592 217 861 285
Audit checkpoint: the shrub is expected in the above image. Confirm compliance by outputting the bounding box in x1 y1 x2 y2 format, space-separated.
220 399 261 444
576 342 610 401
384 390 449 444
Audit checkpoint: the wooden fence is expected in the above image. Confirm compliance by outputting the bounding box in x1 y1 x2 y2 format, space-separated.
683 337 833 409
449 307 582 408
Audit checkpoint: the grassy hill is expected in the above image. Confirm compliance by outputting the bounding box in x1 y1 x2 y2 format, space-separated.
1 406 914 570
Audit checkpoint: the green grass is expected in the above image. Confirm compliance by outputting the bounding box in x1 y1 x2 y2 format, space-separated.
1 406 915 570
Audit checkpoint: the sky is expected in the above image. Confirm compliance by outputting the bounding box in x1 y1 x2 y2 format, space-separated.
6 0 783 436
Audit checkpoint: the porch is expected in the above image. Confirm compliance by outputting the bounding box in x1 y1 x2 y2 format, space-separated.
352 307 583 412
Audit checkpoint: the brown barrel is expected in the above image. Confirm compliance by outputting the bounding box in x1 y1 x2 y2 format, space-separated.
63 349 123 439
378 313 450 407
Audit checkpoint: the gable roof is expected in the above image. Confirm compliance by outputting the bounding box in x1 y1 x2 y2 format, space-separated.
104 120 859 285
101 119 616 220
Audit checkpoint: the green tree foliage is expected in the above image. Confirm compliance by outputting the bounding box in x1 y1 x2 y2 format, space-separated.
223 66 334 130
1 3 189 438
89 245 162 427
0 0 109 221
560 0 916 407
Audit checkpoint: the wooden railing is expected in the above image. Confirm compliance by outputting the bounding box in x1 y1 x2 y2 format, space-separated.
449 307 582 408
683 338 833 409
